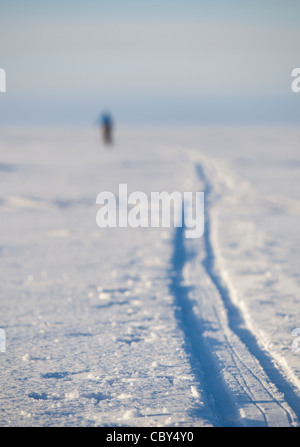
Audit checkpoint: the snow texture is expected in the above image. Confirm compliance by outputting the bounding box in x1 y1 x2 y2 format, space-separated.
0 125 299 427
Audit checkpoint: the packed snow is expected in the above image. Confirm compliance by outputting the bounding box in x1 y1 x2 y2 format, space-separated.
0 125 300 427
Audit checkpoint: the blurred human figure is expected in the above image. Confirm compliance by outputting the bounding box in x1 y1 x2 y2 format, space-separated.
100 112 114 146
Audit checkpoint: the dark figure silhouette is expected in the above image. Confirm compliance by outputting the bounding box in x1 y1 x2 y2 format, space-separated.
100 112 113 146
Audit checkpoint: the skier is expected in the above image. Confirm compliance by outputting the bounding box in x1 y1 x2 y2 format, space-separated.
100 112 114 146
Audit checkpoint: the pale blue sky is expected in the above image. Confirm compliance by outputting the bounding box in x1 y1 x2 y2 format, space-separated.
0 0 299 124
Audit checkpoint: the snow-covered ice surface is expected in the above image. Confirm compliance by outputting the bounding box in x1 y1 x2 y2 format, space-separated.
0 125 299 427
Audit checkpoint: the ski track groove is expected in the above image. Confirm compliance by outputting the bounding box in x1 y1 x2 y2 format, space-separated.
196 161 300 426
170 223 242 427
210 303 270 426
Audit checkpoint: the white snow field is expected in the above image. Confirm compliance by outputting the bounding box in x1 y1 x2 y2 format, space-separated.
0 125 300 427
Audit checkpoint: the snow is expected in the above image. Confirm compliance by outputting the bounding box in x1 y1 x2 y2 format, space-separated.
0 125 299 427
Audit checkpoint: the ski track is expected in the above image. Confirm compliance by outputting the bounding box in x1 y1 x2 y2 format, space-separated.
170 223 241 426
169 156 300 426
198 161 300 425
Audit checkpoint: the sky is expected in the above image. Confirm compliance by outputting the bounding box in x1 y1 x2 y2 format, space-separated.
0 0 300 125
